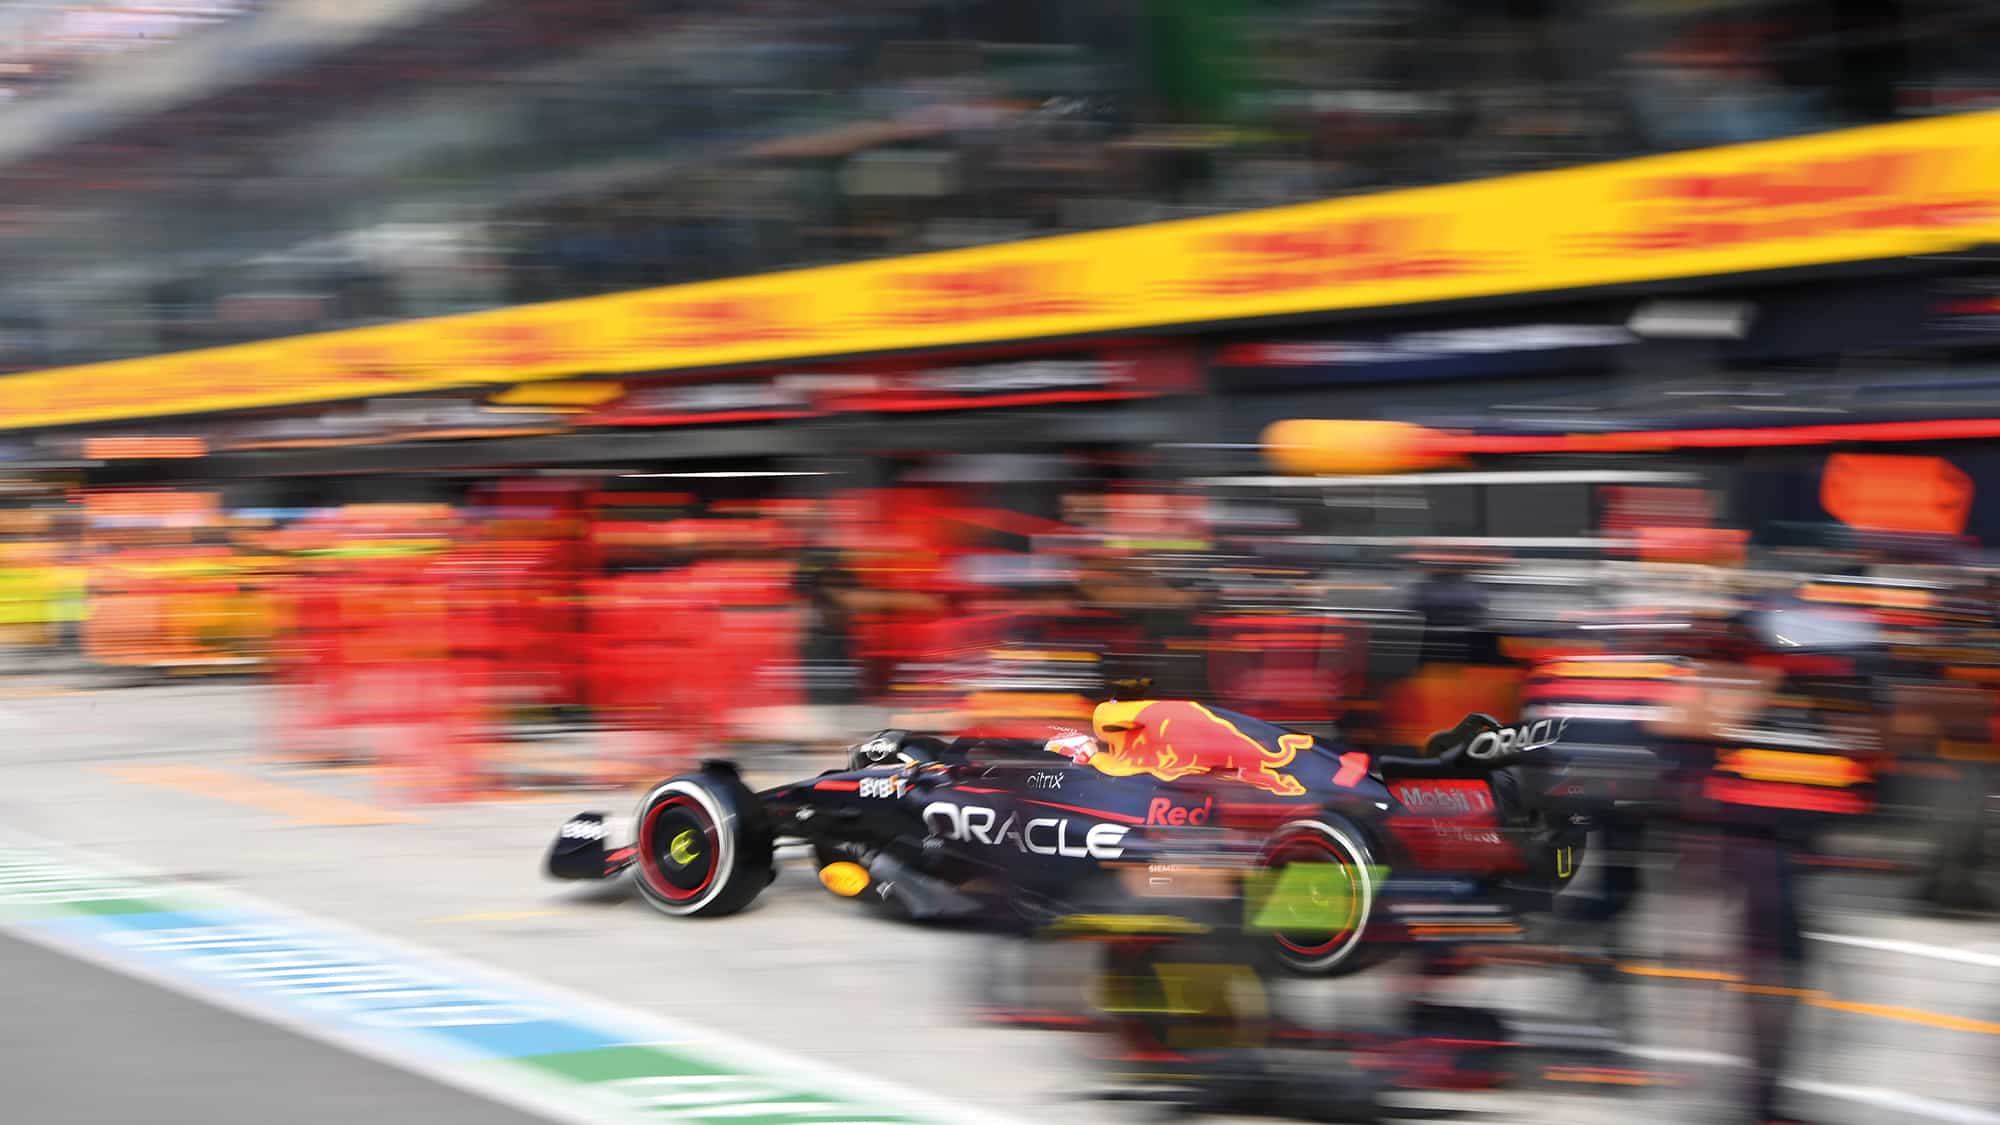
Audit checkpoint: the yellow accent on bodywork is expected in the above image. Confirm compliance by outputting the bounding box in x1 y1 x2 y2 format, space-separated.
817 862 871 898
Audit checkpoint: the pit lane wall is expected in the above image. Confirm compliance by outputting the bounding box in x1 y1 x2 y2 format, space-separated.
5 109 2000 432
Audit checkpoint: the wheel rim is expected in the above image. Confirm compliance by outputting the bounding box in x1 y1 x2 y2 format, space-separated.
639 794 719 903
1260 823 1369 965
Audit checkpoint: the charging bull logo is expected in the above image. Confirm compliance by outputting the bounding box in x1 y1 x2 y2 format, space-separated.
1084 701 1308 796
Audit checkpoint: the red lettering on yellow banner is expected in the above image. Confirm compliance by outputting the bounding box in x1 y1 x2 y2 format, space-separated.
638 295 805 350
317 343 403 384
1184 215 1471 297
1598 148 1990 254
872 262 1097 327
473 321 563 369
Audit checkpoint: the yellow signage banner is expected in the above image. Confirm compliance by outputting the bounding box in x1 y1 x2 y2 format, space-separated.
6 110 2000 431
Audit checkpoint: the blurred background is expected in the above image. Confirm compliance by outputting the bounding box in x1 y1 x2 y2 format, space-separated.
0 1 1996 1122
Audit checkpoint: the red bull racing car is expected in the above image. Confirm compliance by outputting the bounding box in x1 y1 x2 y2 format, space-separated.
547 699 1610 975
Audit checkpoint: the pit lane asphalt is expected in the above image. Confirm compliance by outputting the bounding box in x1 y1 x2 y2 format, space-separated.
0 928 550 1125
0 675 1992 1124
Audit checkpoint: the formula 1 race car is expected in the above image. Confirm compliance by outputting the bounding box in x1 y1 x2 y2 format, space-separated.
547 699 1620 976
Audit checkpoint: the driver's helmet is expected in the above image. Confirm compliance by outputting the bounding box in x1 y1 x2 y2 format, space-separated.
1044 729 1101 764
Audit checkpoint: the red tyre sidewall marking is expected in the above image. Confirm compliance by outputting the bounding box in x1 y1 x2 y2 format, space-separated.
1263 830 1360 957
638 794 719 903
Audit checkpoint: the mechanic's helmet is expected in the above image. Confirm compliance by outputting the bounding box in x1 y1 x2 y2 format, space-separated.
1742 595 1891 713
1745 599 1882 654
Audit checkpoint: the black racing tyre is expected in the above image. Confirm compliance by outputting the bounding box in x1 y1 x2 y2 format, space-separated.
1257 816 1389 977
632 771 774 918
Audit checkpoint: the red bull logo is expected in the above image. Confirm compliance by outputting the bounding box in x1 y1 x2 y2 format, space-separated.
1086 701 1308 797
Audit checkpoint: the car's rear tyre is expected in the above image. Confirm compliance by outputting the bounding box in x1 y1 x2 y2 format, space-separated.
1258 817 1385 976
632 771 773 918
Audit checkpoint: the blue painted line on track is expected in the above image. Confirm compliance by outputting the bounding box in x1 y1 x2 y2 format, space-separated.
30 906 629 1062
0 838 1013 1125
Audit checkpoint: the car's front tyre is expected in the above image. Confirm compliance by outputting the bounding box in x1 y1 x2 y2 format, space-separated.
632 771 773 918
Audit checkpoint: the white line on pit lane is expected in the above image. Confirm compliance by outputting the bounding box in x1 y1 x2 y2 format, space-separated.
5 830 1989 1124
0 912 621 1125
0 828 1025 1125
0 705 42 730
1807 931 2000 970
1633 1049 2000 1125
1789 1080 2000 1125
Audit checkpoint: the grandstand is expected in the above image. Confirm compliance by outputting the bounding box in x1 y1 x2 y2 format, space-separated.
0 0 1993 373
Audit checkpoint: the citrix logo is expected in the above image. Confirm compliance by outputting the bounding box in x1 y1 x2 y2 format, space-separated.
922 802 1127 859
